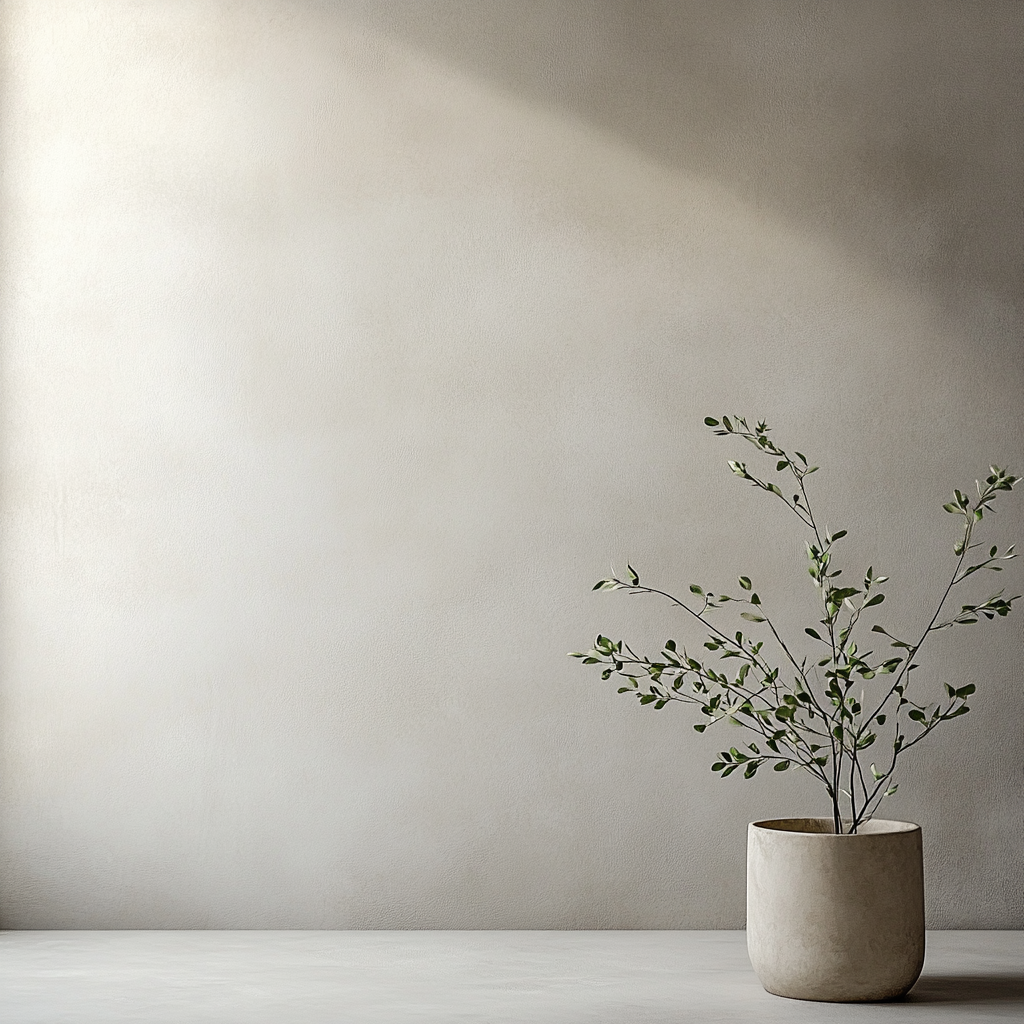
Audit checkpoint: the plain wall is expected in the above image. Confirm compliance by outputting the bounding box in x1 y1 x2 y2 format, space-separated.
1 0 1021 928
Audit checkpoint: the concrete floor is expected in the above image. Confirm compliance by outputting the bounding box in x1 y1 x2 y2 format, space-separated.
0 930 1021 1022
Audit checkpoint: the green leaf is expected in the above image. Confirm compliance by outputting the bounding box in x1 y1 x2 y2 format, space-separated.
870 763 884 780
738 576 752 590
711 762 726 771
885 785 898 797
638 694 656 705
721 764 738 777
704 417 720 427
740 612 766 622
864 593 885 607
773 760 790 772
690 584 704 595
830 530 848 541
693 723 707 733
627 564 640 586
805 627 823 641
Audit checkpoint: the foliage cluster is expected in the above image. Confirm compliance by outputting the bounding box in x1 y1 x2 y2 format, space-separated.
572 417 1018 833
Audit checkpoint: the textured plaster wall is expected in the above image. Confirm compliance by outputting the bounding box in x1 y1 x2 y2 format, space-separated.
0 0 1021 929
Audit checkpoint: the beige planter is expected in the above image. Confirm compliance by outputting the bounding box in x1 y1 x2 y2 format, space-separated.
746 817 924 1002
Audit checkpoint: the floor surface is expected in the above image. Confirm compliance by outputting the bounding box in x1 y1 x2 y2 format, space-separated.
1 930 1021 1022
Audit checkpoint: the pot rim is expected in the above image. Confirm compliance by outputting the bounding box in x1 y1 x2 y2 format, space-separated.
750 816 920 836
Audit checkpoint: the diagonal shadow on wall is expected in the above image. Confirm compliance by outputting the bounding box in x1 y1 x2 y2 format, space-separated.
329 0 1023 317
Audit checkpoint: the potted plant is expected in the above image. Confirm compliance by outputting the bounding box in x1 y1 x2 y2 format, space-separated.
572 416 1018 1002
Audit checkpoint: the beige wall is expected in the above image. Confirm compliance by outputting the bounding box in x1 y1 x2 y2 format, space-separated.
1 0 1021 928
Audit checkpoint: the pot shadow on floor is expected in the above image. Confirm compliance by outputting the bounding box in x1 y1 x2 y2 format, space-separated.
906 975 1024 1004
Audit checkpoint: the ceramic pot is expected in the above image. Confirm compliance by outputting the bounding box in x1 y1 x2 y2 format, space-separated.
746 817 924 1002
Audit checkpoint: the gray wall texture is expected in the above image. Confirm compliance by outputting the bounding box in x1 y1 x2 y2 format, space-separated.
1 0 1021 929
